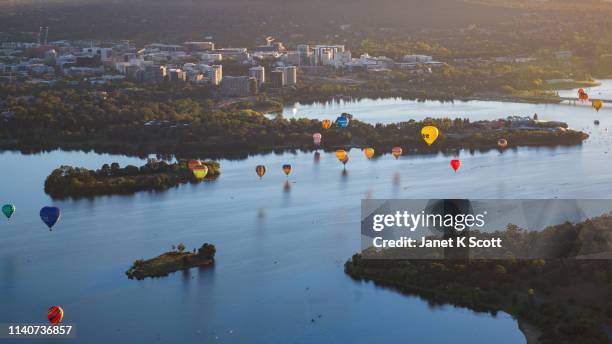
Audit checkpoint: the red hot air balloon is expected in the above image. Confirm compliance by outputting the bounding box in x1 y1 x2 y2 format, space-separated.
47 306 64 325
450 159 461 172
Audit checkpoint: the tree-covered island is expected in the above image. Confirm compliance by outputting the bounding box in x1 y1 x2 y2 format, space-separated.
346 214 612 343
44 159 220 199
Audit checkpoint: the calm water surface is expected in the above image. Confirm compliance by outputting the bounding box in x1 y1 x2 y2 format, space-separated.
3 81 612 343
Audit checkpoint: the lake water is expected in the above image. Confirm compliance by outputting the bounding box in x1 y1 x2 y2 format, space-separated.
2 82 612 343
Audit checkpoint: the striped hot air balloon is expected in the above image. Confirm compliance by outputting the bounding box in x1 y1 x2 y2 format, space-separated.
391 147 402 159
192 165 208 180
47 306 64 325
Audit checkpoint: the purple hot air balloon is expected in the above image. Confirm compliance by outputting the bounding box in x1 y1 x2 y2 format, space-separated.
40 206 61 231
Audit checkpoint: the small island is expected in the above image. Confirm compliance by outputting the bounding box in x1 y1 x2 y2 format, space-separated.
346 214 612 343
44 159 220 199
126 243 216 280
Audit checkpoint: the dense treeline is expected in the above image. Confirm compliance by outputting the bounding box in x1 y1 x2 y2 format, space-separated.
0 84 587 158
44 159 220 199
346 214 612 343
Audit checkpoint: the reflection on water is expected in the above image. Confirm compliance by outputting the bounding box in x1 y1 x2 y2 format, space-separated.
10 84 612 342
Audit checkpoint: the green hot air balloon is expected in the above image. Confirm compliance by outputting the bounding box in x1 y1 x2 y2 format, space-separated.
2 204 15 220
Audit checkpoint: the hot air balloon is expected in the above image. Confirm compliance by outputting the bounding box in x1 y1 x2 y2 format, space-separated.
594 120 600 125
391 147 402 159
255 165 266 179
192 165 208 180
450 159 461 172
592 100 603 112
335 149 347 162
336 116 349 128
322 120 332 130
47 306 64 325
341 156 349 165
364 148 375 159
421 126 439 145
578 89 589 102
313 133 322 146
188 160 202 170
282 164 292 176
2 204 15 220
497 138 508 149
40 206 61 230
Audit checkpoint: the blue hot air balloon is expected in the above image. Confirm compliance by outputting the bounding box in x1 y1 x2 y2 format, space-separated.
40 206 61 230
336 116 349 128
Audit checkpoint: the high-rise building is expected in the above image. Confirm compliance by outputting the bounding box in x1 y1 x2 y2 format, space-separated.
284 66 297 85
220 76 258 97
249 66 265 85
204 65 223 86
270 70 285 88
297 44 310 65
313 45 345 65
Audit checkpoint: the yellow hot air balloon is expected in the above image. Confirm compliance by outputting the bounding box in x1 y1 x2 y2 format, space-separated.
322 120 332 130
192 165 208 180
391 147 402 159
364 148 375 159
421 126 439 145
255 165 266 178
335 149 347 162
592 100 603 112
497 138 508 149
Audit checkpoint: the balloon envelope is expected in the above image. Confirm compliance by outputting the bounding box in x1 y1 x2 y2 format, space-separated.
497 138 508 149
450 159 461 172
336 116 349 128
188 160 202 170
282 164 292 176
313 133 322 145
592 100 603 111
48 306 64 325
364 148 375 159
421 126 439 145
255 165 266 178
40 206 61 229
322 120 332 129
341 156 349 165
2 204 15 219
192 165 208 180
335 149 347 162
391 147 402 159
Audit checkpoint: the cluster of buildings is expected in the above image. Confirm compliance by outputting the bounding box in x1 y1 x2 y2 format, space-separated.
0 36 445 96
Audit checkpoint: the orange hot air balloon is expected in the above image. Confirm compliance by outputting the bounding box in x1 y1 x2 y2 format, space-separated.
48 306 64 325
322 120 332 130
592 100 603 112
391 147 402 159
188 159 202 170
450 159 461 172
364 148 375 159
578 89 589 102
282 164 292 176
255 165 266 178
335 149 347 162
497 138 508 149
